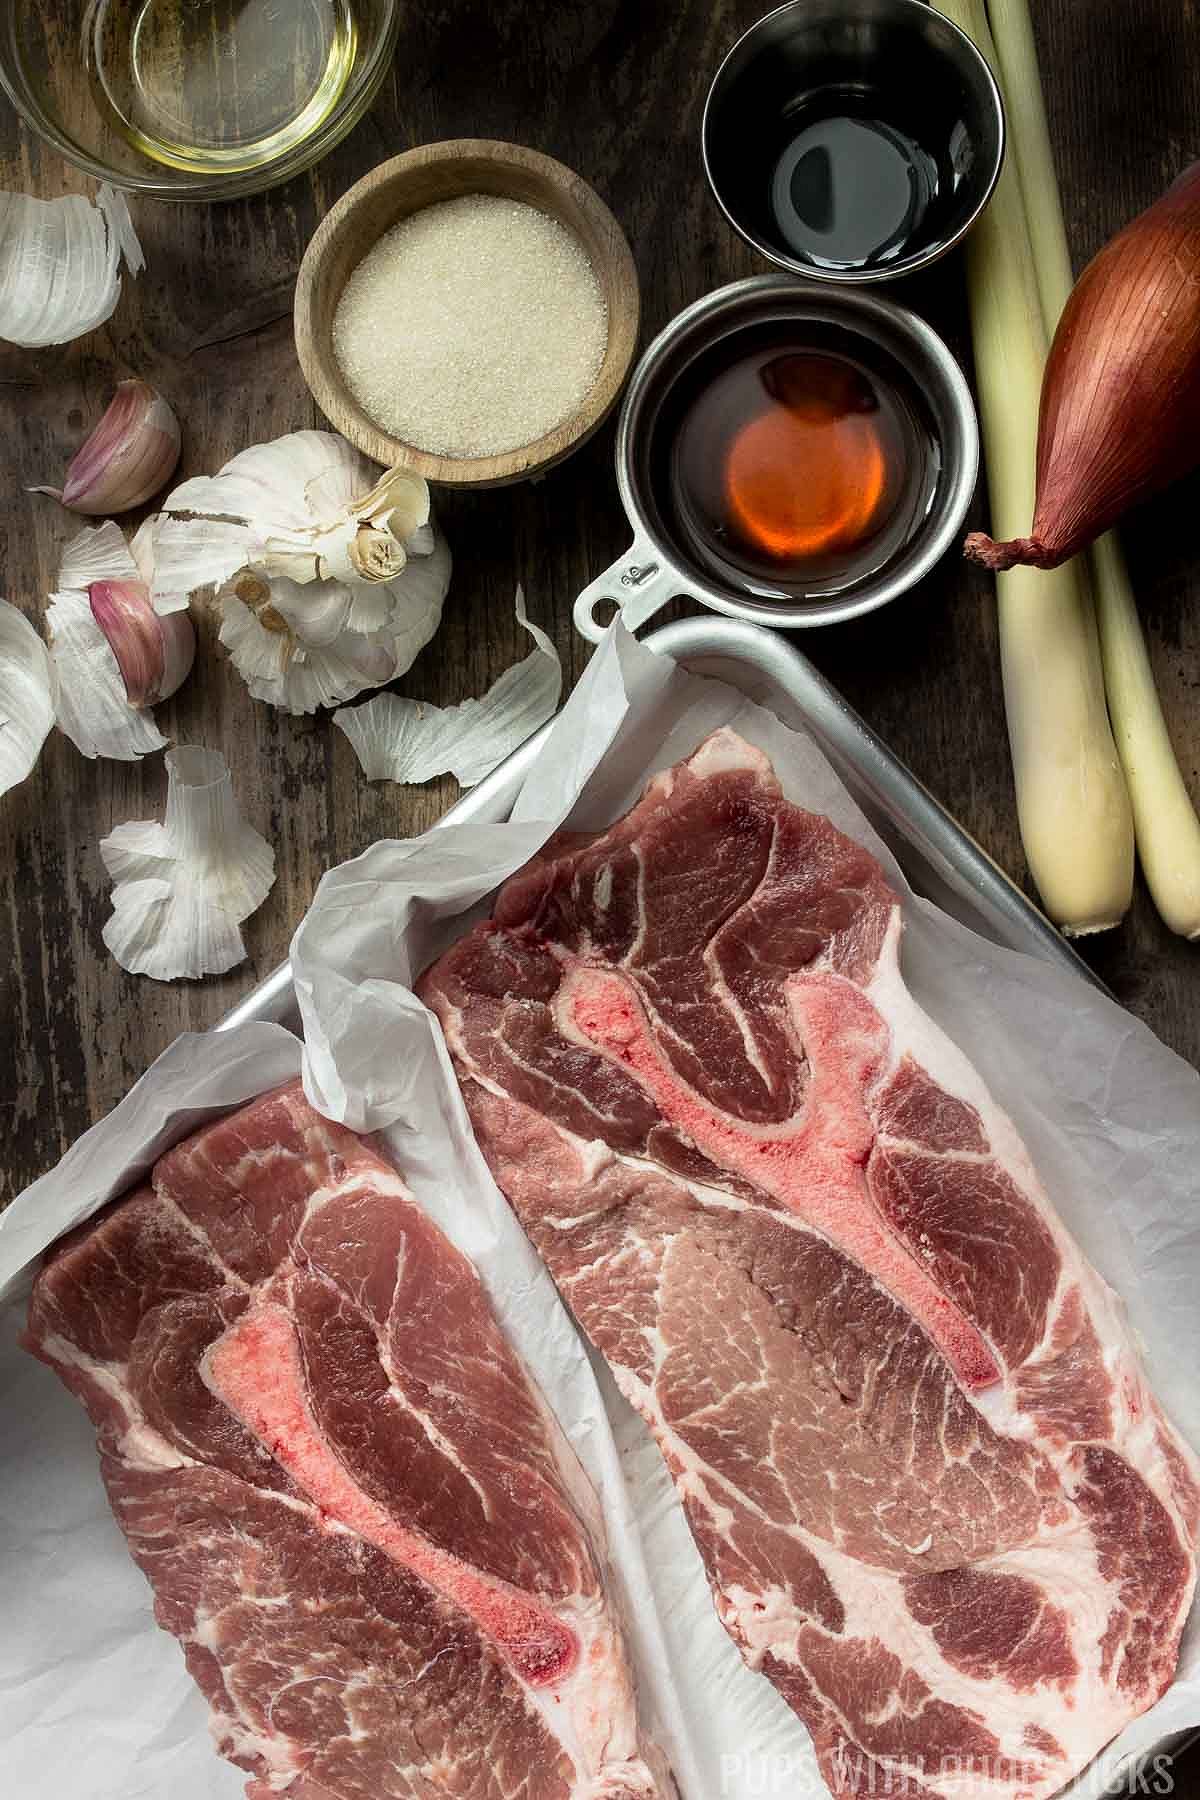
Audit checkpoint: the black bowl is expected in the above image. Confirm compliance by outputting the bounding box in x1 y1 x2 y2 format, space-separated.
702 0 1005 284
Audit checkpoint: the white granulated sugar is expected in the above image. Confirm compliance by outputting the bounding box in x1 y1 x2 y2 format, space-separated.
332 194 610 459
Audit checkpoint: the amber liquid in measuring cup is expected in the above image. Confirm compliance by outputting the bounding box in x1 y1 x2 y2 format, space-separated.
655 322 939 601
83 0 358 174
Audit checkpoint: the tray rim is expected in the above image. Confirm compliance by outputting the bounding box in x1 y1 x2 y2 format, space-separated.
218 616 1098 1035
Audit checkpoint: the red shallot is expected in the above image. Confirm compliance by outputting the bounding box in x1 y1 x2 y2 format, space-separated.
967 161 1200 572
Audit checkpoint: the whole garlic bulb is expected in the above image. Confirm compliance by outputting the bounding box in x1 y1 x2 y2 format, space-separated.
150 431 451 714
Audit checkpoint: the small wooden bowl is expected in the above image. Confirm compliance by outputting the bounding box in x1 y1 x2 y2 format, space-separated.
295 140 641 488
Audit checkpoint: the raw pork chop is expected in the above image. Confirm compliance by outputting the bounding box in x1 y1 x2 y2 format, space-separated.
420 728 1200 1800
25 1082 670 1800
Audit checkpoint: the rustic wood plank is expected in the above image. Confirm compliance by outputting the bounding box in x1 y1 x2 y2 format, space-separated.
2 0 1199 1224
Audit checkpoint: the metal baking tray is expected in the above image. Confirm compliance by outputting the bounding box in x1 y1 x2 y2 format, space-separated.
218 615 1097 1035
216 614 1194 1792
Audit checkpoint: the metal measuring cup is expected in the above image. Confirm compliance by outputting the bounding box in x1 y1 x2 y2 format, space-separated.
574 276 979 642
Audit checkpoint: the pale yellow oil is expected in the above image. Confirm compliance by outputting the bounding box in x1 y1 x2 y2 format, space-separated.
83 0 358 174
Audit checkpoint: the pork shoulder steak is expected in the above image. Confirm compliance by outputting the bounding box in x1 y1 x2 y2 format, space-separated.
24 1082 670 1800
420 728 1200 1800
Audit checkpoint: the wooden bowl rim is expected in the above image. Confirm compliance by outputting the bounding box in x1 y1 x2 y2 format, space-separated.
294 138 641 489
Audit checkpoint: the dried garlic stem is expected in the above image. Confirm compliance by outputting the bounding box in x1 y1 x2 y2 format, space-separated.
933 0 1133 933
987 0 1200 938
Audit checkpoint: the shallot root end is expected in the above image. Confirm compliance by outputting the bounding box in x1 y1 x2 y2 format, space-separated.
964 531 1062 572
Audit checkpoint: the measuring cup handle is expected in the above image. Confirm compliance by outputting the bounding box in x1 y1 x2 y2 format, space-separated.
573 544 678 643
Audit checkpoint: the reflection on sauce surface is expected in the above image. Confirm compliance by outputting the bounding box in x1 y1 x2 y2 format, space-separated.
724 353 890 561
770 113 940 273
656 327 939 600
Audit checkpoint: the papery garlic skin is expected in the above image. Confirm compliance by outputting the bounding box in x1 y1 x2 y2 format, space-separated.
0 186 144 349
100 745 275 981
334 589 561 788
151 432 451 714
89 578 194 707
48 588 168 762
35 380 182 517
0 597 56 798
46 520 191 760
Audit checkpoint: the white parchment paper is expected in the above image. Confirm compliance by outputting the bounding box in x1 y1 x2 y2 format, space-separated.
292 624 1200 1800
0 1014 696 1798
3 622 1199 1800
0 1025 304 1800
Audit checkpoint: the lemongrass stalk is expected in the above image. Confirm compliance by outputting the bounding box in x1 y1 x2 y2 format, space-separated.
933 0 1133 932
983 0 1073 321
987 0 1200 937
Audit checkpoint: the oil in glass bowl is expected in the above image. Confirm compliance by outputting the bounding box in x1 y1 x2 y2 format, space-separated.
653 321 940 602
83 0 359 175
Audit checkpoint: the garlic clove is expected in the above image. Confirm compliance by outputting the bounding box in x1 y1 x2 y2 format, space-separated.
249 566 395 646
100 745 275 981
41 379 182 517
125 517 194 698
0 597 56 798
47 588 168 762
89 578 194 706
87 580 162 705
157 604 196 701
335 588 560 788
102 517 195 703
46 520 193 759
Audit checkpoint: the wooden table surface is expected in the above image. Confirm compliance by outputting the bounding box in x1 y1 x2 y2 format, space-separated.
2 2 1198 1175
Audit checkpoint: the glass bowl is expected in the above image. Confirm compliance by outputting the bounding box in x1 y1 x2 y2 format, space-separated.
0 0 400 203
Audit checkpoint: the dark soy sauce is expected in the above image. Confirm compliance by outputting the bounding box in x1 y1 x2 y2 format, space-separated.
764 91 963 274
771 112 940 270
651 321 939 601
